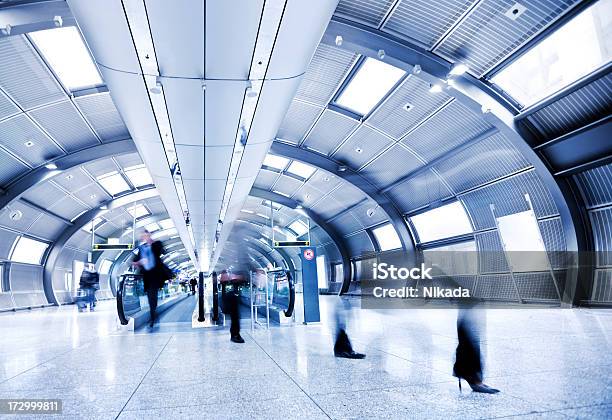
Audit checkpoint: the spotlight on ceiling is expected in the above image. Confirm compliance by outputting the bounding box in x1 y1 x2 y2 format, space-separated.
412 64 421 75
449 62 469 76
337 165 348 172
335 35 343 46
45 163 58 170
377 49 385 59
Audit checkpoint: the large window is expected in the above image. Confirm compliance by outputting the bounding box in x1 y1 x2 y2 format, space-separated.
124 165 153 187
0 264 4 292
316 255 328 289
73 260 85 291
336 57 405 115
29 27 102 91
410 201 473 243
10 236 49 265
97 171 130 196
491 0 612 107
372 223 402 251
423 241 478 276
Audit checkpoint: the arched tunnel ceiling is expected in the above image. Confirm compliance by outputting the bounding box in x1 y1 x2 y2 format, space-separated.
0 0 609 305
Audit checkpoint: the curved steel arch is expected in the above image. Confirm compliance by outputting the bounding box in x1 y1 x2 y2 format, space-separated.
43 187 156 305
269 141 416 253
250 187 354 294
322 18 585 305
0 139 136 212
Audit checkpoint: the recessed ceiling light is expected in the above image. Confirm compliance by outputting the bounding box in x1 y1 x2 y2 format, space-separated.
65 174 73 180
304 194 311 200
24 141 34 147
323 176 330 182
45 163 58 170
90 194 96 199
354 147 363 154
505 2 527 20
403 102 413 112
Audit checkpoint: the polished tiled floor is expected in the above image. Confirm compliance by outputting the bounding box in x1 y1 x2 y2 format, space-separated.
0 296 611 419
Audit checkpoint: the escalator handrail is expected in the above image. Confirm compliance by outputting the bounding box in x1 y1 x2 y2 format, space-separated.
284 271 295 318
116 277 128 325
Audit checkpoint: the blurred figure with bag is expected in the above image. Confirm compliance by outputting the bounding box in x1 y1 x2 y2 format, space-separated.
77 263 99 312
132 229 171 328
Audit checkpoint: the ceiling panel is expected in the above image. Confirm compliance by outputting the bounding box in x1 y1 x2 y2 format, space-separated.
386 169 452 213
0 35 65 109
27 213 66 240
49 195 88 221
0 114 64 167
75 92 130 142
0 200 39 232
333 125 393 169
72 182 109 207
302 109 359 155
335 0 395 27
0 89 19 121
29 100 99 152
253 169 280 190
366 75 451 139
176 144 205 180
276 100 322 144
272 174 304 198
22 182 67 209
360 144 423 189
0 147 29 188
53 167 94 191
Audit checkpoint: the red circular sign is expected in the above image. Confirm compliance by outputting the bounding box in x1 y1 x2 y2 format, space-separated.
303 249 315 260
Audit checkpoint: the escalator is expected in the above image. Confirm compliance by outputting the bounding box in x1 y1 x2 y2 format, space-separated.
116 273 191 329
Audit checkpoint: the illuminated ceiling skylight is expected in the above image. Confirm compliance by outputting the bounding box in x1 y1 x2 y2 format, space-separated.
127 204 149 219
410 201 473 243
288 220 308 236
145 222 160 232
97 172 130 196
491 0 612 107
372 224 402 251
287 161 316 179
29 26 102 91
336 57 405 115
124 164 153 187
263 154 289 170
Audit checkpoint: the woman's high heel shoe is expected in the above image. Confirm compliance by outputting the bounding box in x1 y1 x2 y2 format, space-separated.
458 378 500 394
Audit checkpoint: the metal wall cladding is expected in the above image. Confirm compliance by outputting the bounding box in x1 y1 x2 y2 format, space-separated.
335 0 395 27
386 169 453 213
383 0 477 49
323 242 343 263
401 100 493 163
65 229 93 251
276 101 322 144
22 181 66 210
474 273 519 301
271 174 304 198
434 132 530 194
27 214 66 241
313 194 347 220
0 114 64 167
574 162 612 209
333 124 394 169
366 76 451 140
460 169 558 230
0 35 65 110
9 263 44 292
435 0 580 76
75 92 130 142
0 89 19 120
0 147 29 188
332 212 364 236
475 230 509 273
349 199 388 228
538 217 568 270
525 72 612 141
0 227 18 259
29 100 99 152
591 269 612 303
590 207 612 267
346 230 375 257
360 144 423 189
49 195 88 221
296 44 358 106
253 169 279 190
514 271 560 301
0 293 14 311
0 200 39 232
302 109 359 155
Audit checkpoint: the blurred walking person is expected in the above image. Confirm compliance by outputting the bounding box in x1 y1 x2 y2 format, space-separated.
132 229 170 328
334 294 365 359
78 263 99 312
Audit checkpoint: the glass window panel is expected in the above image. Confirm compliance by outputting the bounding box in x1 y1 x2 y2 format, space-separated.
10 236 48 264
263 154 289 170
124 165 153 187
127 204 150 219
286 161 316 179
97 172 130 195
410 201 473 243
491 0 612 106
30 26 102 91
423 241 477 275
372 223 402 251
336 57 405 115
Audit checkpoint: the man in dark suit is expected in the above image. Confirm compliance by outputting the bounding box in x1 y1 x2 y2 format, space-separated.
132 229 166 327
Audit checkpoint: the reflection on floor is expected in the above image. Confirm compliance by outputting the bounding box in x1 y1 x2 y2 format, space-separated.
0 296 610 419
